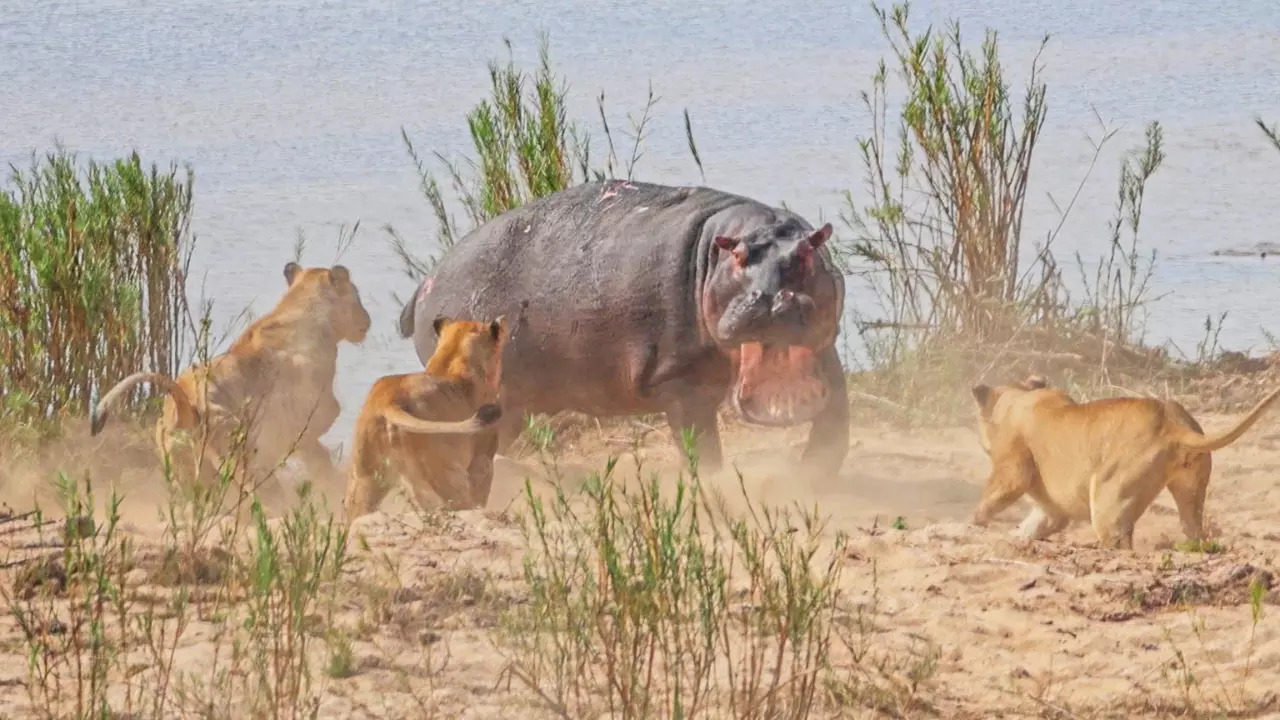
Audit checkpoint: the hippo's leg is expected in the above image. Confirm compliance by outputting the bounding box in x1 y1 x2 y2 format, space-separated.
800 344 850 476
494 406 526 456
642 348 730 474
664 395 724 474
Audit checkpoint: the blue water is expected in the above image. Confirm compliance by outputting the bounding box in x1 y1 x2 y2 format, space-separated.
5 0 1280 441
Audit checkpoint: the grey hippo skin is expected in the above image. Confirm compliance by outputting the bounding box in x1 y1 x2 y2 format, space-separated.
398 179 849 480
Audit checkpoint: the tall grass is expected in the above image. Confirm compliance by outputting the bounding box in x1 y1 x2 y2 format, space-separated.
842 4 1051 344
387 33 589 278
0 148 196 430
3 470 349 719
500 434 848 719
388 33 702 281
834 2 1175 419
1257 116 1280 154
841 3 1165 357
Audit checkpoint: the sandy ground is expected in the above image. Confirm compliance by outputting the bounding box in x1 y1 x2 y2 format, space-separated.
2 412 1280 718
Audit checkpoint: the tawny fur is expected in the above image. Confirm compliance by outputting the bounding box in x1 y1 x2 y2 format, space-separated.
90 262 372 504
970 374 1280 549
343 315 508 521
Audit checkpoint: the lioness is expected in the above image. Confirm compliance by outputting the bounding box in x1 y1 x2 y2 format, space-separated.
343 315 507 521
970 375 1280 549
91 262 372 503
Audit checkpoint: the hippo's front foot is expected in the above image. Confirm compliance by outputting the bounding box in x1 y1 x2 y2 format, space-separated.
799 345 850 477
664 400 724 476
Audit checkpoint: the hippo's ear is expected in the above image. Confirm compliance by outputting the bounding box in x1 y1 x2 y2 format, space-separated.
807 223 833 248
432 315 451 337
330 265 350 285
283 262 302 285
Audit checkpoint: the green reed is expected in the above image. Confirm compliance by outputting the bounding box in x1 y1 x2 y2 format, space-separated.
0 148 196 430
389 32 703 278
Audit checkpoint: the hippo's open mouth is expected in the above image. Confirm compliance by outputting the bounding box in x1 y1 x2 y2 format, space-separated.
732 342 828 427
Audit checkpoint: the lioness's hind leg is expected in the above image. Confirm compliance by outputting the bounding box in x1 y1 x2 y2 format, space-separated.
295 437 345 509
1090 450 1169 550
343 469 392 522
1165 455 1212 541
1015 506 1070 541
343 454 397 522
423 465 474 511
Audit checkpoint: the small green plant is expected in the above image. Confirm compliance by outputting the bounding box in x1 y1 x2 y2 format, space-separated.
500 433 846 718
234 482 350 719
1173 538 1227 554
5 473 130 719
892 516 908 531
523 413 558 455
323 630 356 680
1 470 206 720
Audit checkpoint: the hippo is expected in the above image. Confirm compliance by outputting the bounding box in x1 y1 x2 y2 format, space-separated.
397 179 849 479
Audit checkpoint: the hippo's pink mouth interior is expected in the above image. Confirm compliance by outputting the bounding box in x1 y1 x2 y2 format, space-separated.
733 342 829 426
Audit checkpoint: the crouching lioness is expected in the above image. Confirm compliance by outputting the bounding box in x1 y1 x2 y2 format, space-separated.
970 375 1280 549
342 315 508 522
91 262 372 503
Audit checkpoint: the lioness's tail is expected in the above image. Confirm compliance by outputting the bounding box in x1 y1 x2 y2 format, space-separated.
382 403 502 435
91 373 197 436
1174 385 1280 452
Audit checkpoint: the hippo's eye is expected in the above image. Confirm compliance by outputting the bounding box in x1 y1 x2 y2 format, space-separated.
783 255 809 282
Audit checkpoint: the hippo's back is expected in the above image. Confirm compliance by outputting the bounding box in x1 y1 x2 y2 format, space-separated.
406 180 786 411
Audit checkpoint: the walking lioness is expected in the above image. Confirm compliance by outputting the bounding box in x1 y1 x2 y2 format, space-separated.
970 375 1280 549
342 315 507 521
91 262 372 502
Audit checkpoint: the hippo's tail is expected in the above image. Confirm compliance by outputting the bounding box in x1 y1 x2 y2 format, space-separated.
397 290 417 338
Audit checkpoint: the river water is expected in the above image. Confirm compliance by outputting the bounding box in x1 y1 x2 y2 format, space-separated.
5 0 1280 442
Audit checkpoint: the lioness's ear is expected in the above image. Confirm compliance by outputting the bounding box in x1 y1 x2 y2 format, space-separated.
330 265 350 284
489 315 507 341
971 384 993 412
432 315 450 337
283 262 302 285
1023 374 1048 390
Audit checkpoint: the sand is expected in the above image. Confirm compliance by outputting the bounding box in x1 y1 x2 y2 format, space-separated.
1 413 1279 718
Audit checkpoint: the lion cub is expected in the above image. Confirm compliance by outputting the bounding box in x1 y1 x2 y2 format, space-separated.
970 375 1280 549
343 315 508 521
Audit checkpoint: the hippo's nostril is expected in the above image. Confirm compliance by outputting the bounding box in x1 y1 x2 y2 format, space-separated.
771 290 798 317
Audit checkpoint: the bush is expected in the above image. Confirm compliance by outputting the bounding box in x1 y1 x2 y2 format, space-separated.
501 437 846 719
389 33 701 282
0 148 196 431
